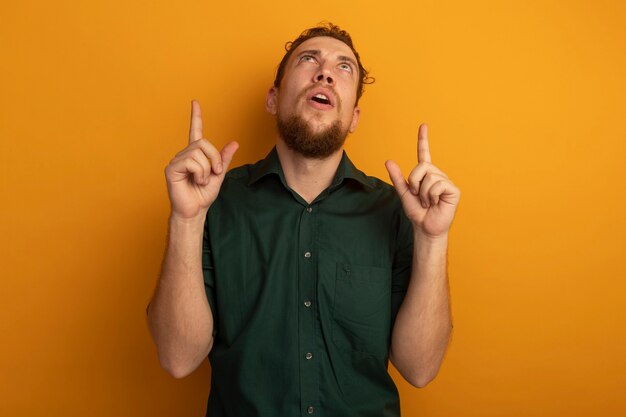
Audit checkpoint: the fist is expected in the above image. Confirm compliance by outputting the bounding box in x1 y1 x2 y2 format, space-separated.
385 124 460 238
165 100 239 219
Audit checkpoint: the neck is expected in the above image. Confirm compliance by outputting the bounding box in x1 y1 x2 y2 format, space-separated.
276 140 343 204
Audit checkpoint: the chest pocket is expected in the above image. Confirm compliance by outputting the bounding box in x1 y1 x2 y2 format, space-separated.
332 263 392 357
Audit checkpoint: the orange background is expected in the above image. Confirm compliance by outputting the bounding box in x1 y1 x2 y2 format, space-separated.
2 0 625 415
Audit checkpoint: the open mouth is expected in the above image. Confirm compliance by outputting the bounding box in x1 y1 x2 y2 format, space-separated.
311 93 331 105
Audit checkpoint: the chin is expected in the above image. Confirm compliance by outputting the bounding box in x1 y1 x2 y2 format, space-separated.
308 122 334 134
303 114 336 129
277 114 348 159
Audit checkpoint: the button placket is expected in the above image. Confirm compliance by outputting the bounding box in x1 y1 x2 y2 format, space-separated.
297 201 318 414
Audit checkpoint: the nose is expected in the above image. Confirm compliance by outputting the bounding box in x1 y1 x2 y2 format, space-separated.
314 68 334 85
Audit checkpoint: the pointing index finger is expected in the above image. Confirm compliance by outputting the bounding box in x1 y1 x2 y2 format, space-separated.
189 100 204 143
418 123 432 164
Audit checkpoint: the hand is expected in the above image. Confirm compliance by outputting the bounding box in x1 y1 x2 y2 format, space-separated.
165 100 239 219
385 124 460 238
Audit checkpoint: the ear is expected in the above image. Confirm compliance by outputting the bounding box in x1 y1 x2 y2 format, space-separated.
348 106 360 133
265 87 278 115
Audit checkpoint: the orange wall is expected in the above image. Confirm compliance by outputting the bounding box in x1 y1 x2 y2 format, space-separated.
2 0 625 415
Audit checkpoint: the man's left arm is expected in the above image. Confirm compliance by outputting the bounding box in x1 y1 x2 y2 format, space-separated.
385 124 461 388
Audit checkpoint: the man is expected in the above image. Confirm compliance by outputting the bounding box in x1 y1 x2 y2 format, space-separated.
147 23 460 417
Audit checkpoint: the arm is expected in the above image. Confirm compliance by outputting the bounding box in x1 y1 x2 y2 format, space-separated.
147 214 213 378
389 231 451 388
385 124 460 388
147 100 238 378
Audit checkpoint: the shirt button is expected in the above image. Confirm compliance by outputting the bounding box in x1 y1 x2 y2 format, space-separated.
304 251 311 258
305 352 313 360
304 300 312 308
307 406 314 414
306 207 313 213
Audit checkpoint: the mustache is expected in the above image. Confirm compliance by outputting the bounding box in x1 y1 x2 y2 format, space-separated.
297 85 341 108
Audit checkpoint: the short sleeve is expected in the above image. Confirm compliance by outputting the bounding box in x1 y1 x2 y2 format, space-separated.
202 220 218 338
390 209 413 329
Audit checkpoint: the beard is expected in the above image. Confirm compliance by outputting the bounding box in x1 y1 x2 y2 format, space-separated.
277 114 349 159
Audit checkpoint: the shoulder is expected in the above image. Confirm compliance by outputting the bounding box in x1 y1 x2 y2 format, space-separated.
361 174 396 193
341 153 397 199
220 158 266 188
223 162 255 182
346 167 399 204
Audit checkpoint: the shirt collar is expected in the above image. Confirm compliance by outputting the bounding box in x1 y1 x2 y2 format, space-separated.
248 147 374 190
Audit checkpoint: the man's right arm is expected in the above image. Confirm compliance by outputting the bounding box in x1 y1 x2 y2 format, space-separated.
147 100 238 378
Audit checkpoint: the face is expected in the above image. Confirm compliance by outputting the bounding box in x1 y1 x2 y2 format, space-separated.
266 36 361 157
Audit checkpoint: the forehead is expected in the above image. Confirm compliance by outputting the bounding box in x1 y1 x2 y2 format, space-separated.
290 36 358 62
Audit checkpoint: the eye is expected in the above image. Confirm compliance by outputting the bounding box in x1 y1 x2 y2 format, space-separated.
338 63 353 73
300 55 317 63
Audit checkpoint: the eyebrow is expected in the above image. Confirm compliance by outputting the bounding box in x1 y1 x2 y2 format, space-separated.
296 49 358 71
295 49 321 61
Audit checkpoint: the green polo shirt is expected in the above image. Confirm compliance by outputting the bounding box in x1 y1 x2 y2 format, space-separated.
202 148 414 417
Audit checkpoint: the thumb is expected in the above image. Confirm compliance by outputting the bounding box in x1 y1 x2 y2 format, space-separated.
220 141 240 172
385 160 409 197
